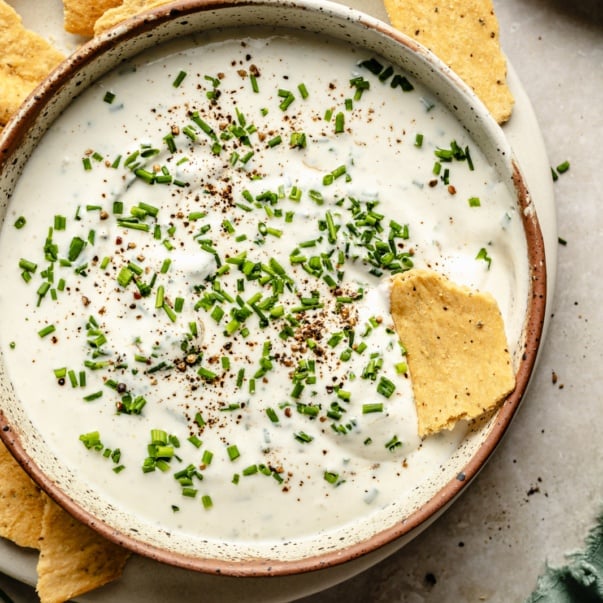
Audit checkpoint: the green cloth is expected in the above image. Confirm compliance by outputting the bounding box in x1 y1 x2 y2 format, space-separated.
527 514 603 602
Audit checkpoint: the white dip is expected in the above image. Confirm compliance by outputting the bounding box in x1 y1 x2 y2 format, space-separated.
0 29 528 543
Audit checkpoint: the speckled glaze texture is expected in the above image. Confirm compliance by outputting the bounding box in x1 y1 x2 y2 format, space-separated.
0 0 546 577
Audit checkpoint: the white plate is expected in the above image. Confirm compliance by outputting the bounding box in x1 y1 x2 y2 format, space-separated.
0 1 556 601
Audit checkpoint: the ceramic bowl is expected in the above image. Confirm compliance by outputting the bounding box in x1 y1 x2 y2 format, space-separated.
0 0 546 578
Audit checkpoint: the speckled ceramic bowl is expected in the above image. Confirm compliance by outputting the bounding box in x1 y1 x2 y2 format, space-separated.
0 0 546 579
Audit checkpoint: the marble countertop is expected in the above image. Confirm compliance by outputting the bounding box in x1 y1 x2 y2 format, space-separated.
0 1 600 602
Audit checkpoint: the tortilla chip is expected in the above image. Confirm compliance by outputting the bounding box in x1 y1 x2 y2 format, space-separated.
93 0 175 35
383 0 514 124
390 269 515 437
0 1 65 125
64 0 122 37
36 498 130 603
0 440 45 549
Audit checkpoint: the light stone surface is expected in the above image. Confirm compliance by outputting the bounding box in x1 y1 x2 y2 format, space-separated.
0 1 600 602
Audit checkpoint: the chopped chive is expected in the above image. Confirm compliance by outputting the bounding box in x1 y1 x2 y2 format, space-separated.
378 65 394 82
323 470 342 485
391 74 414 91
556 160 570 174
289 186 302 201
38 324 55 338
173 70 187 87
240 150 254 164
67 236 86 262
79 431 103 450
226 445 240 461
210 305 225 323
242 464 258 476
266 407 279 423
188 211 207 221
350 76 370 100
193 412 206 428
155 285 165 308
14 216 26 229
117 267 134 288
267 135 282 148
83 390 103 402
160 258 171 274
385 435 402 451
279 91 295 111
289 131 307 149
249 71 260 92
476 247 492 268
201 449 213 466
294 431 313 444
308 190 323 205
197 366 217 381
360 57 383 75
188 435 203 448
297 82 309 98
465 146 474 170
336 389 351 402
362 403 384 414
395 362 408 375
162 302 177 322
377 377 396 398
18 258 37 273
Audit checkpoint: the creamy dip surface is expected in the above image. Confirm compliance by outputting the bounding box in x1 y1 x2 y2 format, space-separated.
0 29 528 543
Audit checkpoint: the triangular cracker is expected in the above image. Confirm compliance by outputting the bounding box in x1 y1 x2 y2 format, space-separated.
93 0 175 35
0 1 64 125
383 0 514 123
390 269 515 437
36 498 130 603
63 0 122 37
0 440 45 549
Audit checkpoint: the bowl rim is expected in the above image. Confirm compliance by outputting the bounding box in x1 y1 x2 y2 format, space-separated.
0 0 547 576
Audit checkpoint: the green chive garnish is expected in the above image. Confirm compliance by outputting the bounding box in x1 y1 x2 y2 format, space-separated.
173 70 187 87
38 324 56 338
